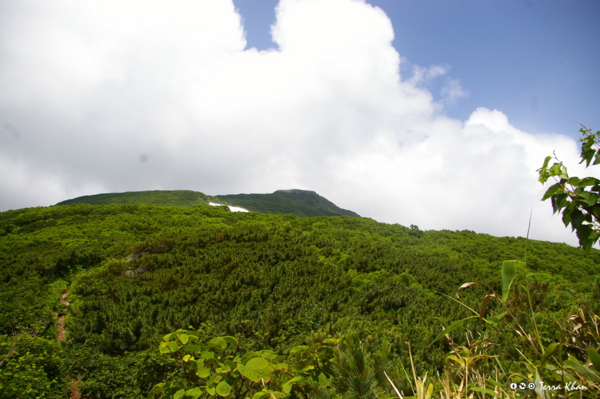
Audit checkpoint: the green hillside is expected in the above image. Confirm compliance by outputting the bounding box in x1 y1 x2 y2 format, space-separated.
56 189 360 218
1 204 599 398
56 190 209 207
214 189 360 217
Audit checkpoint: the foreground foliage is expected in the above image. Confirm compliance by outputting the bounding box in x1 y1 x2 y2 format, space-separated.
538 124 600 252
153 260 600 399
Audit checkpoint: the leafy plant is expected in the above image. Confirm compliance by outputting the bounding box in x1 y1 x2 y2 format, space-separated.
148 329 306 399
0 332 68 399
426 260 600 398
537 124 600 251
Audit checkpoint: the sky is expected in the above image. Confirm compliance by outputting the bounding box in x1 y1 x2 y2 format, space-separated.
1 0 599 248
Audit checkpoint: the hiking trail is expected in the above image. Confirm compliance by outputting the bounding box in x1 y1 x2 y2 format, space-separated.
56 288 81 399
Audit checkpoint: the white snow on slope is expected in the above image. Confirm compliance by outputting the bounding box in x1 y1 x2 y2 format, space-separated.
208 202 249 213
228 205 249 213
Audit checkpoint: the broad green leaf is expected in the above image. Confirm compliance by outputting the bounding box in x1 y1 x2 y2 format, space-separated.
289 345 308 355
174 389 186 399
185 387 203 398
318 372 329 387
237 357 272 382
541 156 551 169
562 205 574 226
552 193 568 214
283 376 304 394
206 386 215 396
550 162 562 176
216 362 231 373
538 157 552 184
181 344 203 353
178 333 189 345
559 165 569 179
585 192 598 206
160 341 180 354
208 337 227 350
252 392 268 399
570 209 585 229
283 376 304 393
295 365 314 374
159 342 170 354
258 350 278 360
196 367 210 378
541 183 563 201
164 333 175 341
501 261 522 303
587 347 600 372
225 360 237 371
201 351 214 359
208 375 222 386
576 224 594 252
216 380 232 397
578 177 599 187
223 336 238 346
274 363 288 370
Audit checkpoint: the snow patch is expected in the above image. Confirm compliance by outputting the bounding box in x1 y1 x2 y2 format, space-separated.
209 202 249 213
228 205 249 213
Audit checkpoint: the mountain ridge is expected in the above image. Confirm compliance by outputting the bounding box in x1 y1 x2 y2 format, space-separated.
56 189 360 218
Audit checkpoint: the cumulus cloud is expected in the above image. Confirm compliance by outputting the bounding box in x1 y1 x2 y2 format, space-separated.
0 0 595 247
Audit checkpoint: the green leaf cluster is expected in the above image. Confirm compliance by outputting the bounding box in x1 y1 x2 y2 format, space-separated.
538 125 600 251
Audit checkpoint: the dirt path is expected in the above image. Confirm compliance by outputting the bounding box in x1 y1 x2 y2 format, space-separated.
56 289 69 343
56 288 81 399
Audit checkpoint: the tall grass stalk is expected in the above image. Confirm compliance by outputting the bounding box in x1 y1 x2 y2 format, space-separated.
382 213 600 398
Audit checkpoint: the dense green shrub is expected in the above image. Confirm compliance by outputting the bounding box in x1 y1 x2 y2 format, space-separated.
0 334 68 398
1 202 599 397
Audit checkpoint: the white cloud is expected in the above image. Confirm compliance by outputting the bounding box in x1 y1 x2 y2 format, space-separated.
441 78 468 104
0 0 595 247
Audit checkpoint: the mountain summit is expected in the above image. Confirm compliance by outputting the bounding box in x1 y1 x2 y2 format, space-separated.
215 189 359 217
56 189 359 218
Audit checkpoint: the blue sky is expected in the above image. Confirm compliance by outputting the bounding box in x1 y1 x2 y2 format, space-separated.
234 0 600 138
1 0 599 247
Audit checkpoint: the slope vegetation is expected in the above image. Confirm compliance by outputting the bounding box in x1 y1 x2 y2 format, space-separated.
56 190 208 208
214 189 360 217
0 203 598 397
56 189 360 218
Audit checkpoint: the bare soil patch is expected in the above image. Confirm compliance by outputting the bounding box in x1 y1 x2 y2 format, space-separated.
56 288 69 343
56 288 81 398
